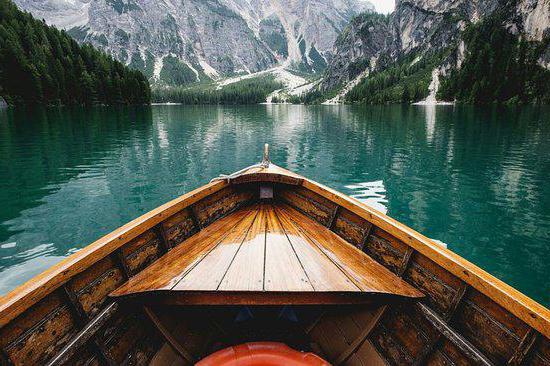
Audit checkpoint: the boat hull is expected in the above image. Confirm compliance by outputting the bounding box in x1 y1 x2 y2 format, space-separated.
0 164 548 366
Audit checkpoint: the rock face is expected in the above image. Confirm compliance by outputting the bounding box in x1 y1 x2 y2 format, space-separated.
0 97 7 108
14 0 374 84
321 0 550 93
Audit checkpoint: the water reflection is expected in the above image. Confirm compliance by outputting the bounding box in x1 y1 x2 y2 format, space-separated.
0 104 549 306
345 181 388 214
422 104 437 143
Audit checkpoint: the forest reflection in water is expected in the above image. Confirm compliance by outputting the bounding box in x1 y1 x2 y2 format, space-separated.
0 104 549 306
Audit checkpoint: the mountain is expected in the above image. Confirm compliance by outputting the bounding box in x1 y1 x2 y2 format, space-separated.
318 0 550 104
0 0 150 106
13 0 374 86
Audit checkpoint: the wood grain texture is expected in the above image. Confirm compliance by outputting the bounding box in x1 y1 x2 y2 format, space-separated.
229 164 304 186
0 179 228 327
192 185 255 227
1 293 78 365
264 205 314 291
45 302 118 366
295 168 550 338
277 203 423 298
332 207 372 248
2 162 550 366
364 228 410 275
111 207 253 296
173 208 259 291
143 306 194 364
404 252 464 318
113 203 422 303
451 289 531 365
526 336 550 365
218 206 267 291
274 206 359 292
160 208 197 248
278 186 337 226
424 338 477 366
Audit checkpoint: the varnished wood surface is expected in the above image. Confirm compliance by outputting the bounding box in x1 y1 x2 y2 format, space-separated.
236 163 550 340
111 207 254 295
2 161 549 366
219 208 266 291
111 203 423 302
275 204 422 297
0 179 228 327
292 167 550 339
264 205 313 292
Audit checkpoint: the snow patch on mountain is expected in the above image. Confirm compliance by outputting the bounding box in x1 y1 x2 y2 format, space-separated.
323 68 370 104
413 68 454 105
152 56 163 81
216 66 307 91
199 58 220 79
14 0 375 85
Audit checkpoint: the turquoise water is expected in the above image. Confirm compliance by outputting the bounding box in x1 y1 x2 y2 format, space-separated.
0 105 549 306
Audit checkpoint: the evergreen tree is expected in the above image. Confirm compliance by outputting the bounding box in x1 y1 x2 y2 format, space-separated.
0 0 151 106
401 84 410 103
152 76 283 105
437 9 550 104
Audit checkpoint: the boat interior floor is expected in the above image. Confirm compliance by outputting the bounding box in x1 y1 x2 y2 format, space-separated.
111 202 423 306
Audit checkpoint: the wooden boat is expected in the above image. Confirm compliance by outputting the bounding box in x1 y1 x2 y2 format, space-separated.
1 145 549 366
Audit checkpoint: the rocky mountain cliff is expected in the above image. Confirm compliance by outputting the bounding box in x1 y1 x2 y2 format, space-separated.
320 0 550 102
14 0 374 85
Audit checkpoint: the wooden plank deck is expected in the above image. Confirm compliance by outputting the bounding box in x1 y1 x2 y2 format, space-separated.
110 203 423 304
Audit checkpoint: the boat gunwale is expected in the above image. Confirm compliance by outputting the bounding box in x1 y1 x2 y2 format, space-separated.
0 178 228 327
0 165 549 341
297 170 550 340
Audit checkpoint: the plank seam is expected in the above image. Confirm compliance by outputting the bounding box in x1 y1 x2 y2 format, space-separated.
262 205 268 291
328 205 340 229
62 285 117 365
272 207 315 291
304 310 327 334
463 299 522 341
114 251 131 279
45 302 119 366
359 223 374 251
154 224 171 252
216 208 260 290
445 283 468 322
189 205 203 230
143 306 195 364
412 283 469 365
275 205 364 292
167 207 255 291
398 247 414 277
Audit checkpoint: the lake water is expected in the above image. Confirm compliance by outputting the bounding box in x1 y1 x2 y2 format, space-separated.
0 105 549 306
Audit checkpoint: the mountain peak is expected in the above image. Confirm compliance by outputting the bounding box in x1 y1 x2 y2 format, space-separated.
14 0 374 84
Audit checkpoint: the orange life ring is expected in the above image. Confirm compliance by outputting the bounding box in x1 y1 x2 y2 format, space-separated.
196 342 331 366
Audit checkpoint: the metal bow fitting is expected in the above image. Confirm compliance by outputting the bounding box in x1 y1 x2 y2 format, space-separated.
210 144 271 183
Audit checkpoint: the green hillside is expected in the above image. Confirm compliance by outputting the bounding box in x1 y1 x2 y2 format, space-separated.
0 0 150 106
438 10 550 104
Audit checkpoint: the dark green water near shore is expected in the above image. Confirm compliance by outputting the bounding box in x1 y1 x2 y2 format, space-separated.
0 105 549 305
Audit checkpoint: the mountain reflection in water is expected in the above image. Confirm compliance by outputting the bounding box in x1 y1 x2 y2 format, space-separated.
0 104 549 306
